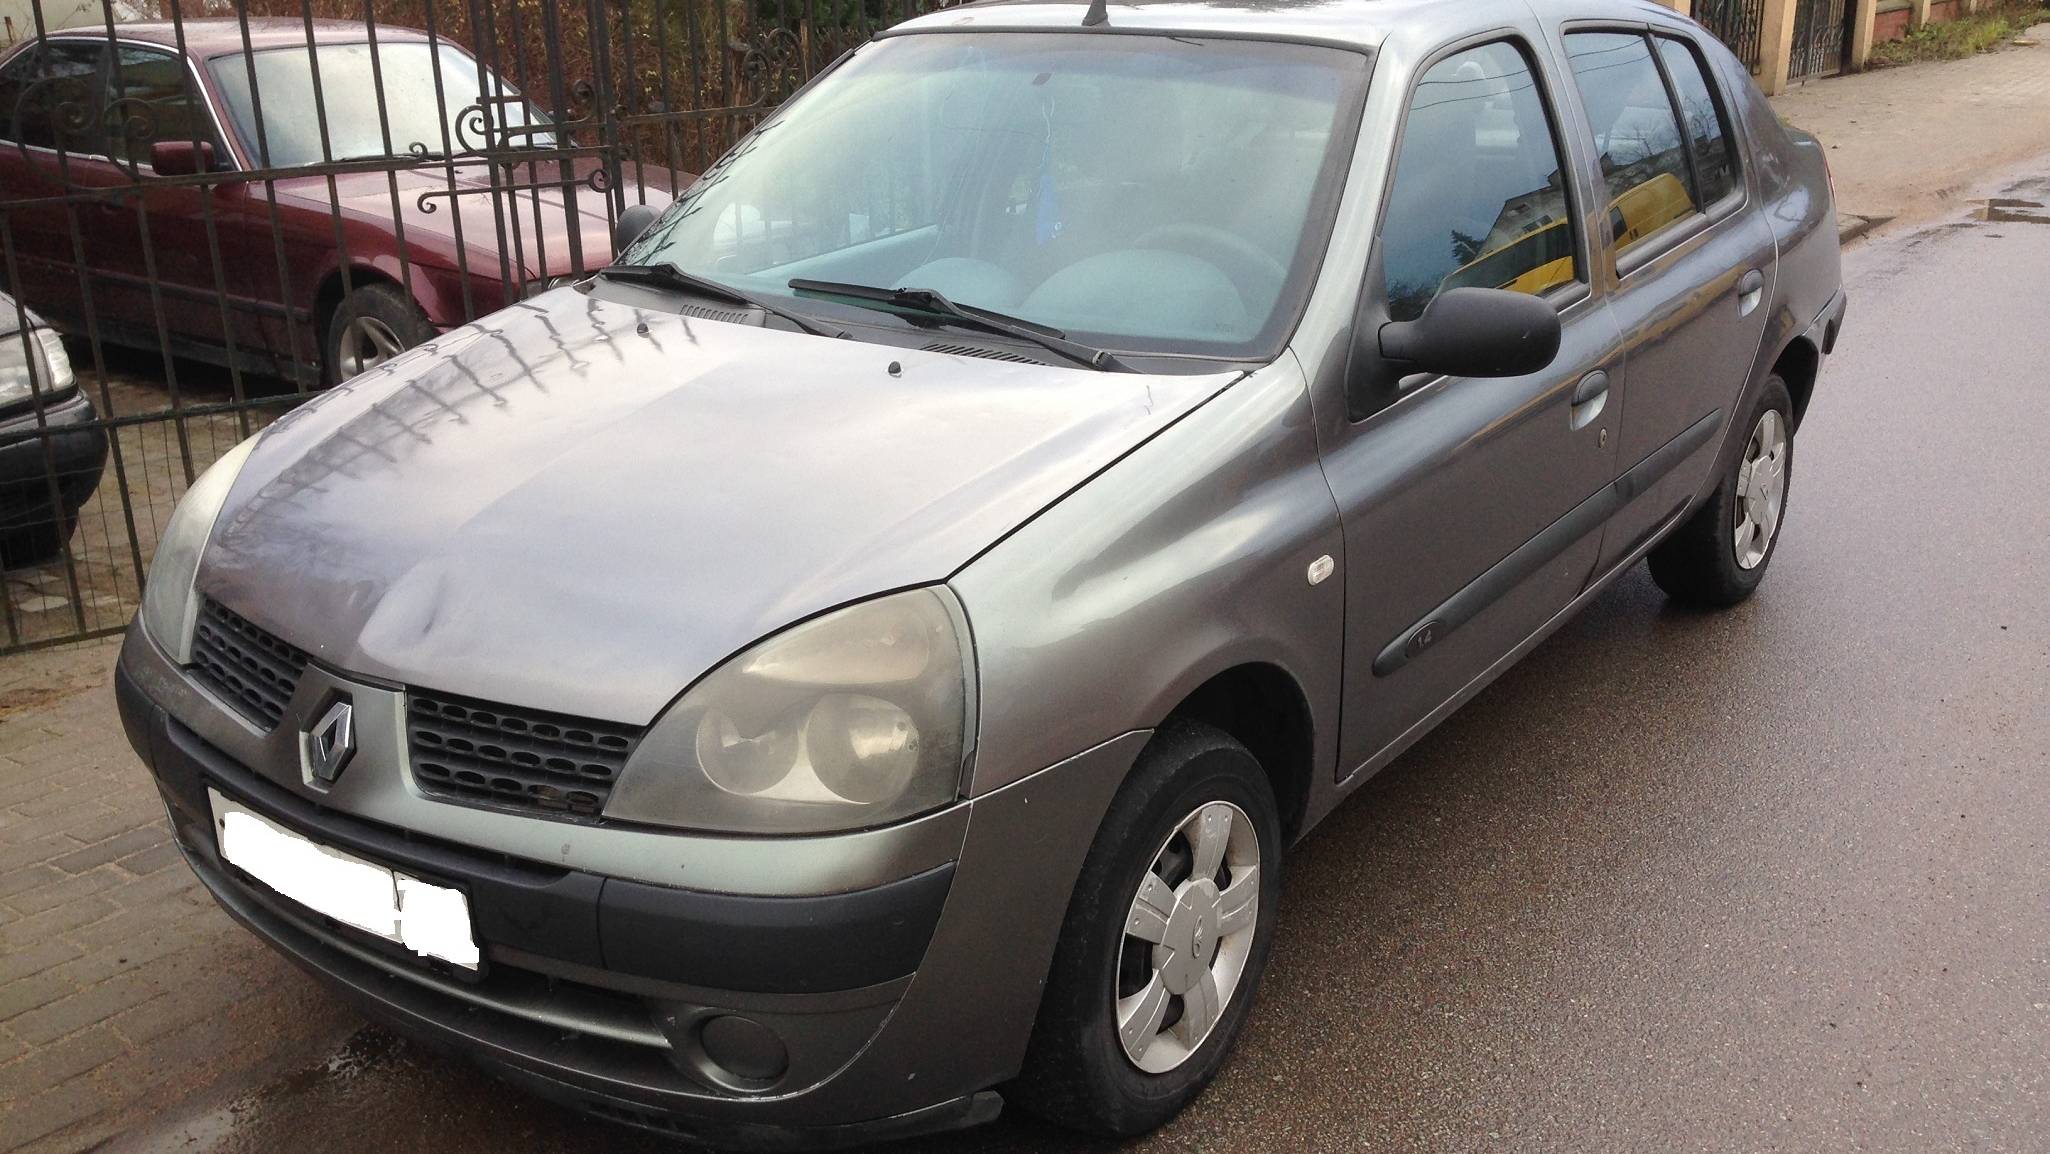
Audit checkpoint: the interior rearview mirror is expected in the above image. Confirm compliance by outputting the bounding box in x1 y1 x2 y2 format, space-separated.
1378 287 1562 381
148 140 215 178
613 202 663 255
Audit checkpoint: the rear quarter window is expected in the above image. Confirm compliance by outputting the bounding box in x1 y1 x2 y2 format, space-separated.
1654 36 1739 206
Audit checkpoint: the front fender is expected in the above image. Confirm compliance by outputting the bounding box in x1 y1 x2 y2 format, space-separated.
950 356 1343 820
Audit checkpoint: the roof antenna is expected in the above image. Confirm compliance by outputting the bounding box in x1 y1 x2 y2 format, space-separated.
1082 0 1109 27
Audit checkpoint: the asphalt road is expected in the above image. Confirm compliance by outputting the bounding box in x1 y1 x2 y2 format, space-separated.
106 162 2050 1154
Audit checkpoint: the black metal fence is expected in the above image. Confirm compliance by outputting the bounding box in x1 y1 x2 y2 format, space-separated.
1694 0 1768 72
0 0 955 654
1787 0 1851 80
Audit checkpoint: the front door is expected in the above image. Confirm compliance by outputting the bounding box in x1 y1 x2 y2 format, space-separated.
1319 37 1622 780
1556 30 1777 573
100 44 257 358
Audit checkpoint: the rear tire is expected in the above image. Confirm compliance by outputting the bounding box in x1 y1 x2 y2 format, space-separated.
324 283 435 385
1011 720 1282 1137
1648 375 1794 607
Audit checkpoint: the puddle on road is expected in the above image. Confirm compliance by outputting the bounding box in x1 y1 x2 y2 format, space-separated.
1978 198 2050 225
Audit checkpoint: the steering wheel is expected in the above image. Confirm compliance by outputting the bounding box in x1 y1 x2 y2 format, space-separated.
1132 223 1289 304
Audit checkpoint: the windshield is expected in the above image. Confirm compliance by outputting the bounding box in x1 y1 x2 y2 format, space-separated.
622 33 1369 360
208 42 552 166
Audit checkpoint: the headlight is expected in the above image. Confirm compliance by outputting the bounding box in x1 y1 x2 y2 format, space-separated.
139 435 260 663
0 324 73 407
604 588 974 835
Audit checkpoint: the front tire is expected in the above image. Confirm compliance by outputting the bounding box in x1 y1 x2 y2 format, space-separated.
0 510 76 570
1012 720 1282 1137
1648 376 1794 608
324 283 435 385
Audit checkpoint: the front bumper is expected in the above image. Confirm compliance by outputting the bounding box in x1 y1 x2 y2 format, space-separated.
0 389 107 532
116 622 1142 1147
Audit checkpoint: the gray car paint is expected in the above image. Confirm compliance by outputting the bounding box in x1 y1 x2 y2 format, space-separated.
122 0 1842 1134
198 290 1236 725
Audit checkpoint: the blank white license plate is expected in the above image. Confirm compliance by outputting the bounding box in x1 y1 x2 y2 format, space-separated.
210 788 480 969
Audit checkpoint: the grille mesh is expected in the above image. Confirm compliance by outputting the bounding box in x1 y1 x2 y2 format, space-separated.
408 691 640 818
189 598 308 729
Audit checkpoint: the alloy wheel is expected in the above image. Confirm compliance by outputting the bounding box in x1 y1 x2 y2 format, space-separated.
1114 800 1260 1074
1733 408 1787 570
338 315 407 378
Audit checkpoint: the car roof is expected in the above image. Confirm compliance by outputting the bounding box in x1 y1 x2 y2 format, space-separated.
48 18 433 58
888 0 1696 50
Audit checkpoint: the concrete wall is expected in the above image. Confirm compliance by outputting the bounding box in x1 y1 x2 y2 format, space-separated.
1 0 149 45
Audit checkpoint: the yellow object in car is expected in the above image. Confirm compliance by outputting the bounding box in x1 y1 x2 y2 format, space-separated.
1444 171 1696 299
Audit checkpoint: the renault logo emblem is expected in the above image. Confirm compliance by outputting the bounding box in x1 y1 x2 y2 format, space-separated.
306 700 357 785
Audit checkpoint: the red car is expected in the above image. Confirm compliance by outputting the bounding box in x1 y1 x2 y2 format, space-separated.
0 20 674 384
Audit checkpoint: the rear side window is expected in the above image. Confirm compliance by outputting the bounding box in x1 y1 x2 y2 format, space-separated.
1379 40 1580 323
0 41 107 154
1564 32 1696 257
1654 36 1738 206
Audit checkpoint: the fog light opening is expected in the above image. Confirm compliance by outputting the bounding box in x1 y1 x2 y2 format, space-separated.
690 1014 789 1093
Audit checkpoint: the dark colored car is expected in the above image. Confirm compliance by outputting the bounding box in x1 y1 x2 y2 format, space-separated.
0 19 673 385
115 0 1845 1146
0 290 106 567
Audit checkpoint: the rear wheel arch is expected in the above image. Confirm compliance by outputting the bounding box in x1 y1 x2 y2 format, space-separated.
1773 335 1820 431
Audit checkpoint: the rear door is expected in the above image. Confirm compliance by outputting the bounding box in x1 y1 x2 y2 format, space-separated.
0 39 113 330
1552 28 1776 572
1321 35 1623 779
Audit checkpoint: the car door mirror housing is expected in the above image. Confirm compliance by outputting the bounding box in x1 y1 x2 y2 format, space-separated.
1377 288 1562 381
148 140 215 177
613 202 663 255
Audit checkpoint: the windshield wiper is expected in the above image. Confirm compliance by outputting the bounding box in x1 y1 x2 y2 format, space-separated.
596 262 840 338
788 278 1129 372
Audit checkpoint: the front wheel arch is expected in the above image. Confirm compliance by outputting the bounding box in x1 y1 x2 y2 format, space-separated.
1159 661 1315 845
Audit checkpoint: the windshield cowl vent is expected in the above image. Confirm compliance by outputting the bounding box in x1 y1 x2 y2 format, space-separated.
679 303 757 325
921 343 1047 366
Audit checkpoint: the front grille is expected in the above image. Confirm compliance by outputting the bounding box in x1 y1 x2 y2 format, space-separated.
189 598 309 729
407 691 640 819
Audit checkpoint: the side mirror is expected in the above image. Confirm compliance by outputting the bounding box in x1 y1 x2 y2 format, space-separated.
613 202 663 254
148 140 214 177
1377 287 1562 380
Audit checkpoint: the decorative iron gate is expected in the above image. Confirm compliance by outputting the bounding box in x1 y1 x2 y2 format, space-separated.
1693 0 1767 73
1787 0 1851 81
0 0 955 654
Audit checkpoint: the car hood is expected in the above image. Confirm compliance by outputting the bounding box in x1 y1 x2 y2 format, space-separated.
197 289 1236 724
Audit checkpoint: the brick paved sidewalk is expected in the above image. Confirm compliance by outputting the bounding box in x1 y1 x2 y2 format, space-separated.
0 638 354 1153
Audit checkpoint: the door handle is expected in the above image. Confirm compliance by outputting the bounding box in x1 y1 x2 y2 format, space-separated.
1737 268 1765 316
1570 370 1608 430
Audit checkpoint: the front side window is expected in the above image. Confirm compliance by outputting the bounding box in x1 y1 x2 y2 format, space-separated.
1565 32 1697 258
1377 41 1579 324
0 41 107 155
623 33 1371 359
1654 36 1738 206
208 42 551 166
109 47 218 165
